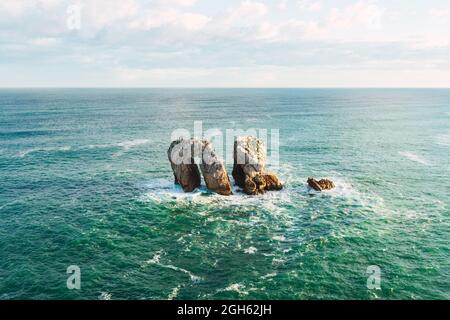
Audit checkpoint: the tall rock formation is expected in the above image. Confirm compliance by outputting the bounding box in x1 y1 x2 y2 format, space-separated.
232 136 283 195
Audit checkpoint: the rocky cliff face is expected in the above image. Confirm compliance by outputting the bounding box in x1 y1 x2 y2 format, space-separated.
199 140 233 196
232 136 283 195
168 138 232 195
167 138 201 192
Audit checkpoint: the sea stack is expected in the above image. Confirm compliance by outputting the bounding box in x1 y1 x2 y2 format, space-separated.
199 140 233 196
307 177 335 191
167 138 201 192
232 136 283 195
168 138 232 195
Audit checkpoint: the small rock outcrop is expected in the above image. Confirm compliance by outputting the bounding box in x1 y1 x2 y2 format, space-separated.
263 173 283 191
232 136 283 195
307 177 335 191
199 140 233 196
167 138 201 192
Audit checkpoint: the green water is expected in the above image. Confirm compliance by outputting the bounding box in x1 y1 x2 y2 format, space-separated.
0 89 448 299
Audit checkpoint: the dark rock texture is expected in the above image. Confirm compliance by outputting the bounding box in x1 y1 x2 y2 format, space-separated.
307 177 335 191
167 138 201 192
168 138 232 195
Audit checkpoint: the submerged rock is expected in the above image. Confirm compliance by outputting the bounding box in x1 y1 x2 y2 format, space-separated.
199 140 233 196
232 136 283 195
307 177 335 191
167 138 201 192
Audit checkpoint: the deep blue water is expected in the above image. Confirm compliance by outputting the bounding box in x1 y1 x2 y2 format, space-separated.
0 88 448 299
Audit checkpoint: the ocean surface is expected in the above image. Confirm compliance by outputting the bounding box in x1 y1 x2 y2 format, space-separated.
0 88 448 300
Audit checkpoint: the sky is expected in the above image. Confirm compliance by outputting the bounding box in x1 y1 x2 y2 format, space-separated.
1 0 450 87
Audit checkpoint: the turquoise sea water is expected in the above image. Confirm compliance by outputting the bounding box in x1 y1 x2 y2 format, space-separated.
0 89 448 300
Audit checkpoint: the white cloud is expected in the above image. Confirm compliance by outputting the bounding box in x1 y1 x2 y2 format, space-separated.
429 6 450 18
277 0 288 11
1 0 450 87
0 0 62 16
128 9 210 31
329 1 385 30
223 0 268 23
83 0 140 30
114 66 210 82
252 19 327 42
409 34 450 49
0 0 34 16
29 37 60 46
298 1 322 12
158 0 198 6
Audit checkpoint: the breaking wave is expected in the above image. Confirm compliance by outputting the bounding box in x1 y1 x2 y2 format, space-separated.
399 151 430 166
14 139 152 158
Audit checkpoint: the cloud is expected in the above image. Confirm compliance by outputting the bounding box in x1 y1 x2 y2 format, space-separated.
29 37 60 46
329 1 385 30
409 34 450 49
0 0 34 16
298 1 322 12
128 9 210 31
158 0 198 6
223 0 268 23
277 0 288 11
250 19 327 42
429 6 450 18
82 0 139 30
1 0 450 87
0 0 62 16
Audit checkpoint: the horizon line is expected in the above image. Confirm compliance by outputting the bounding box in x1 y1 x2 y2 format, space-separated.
1 87 450 89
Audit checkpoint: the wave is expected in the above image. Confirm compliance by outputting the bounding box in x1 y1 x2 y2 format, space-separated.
99 292 112 300
84 139 152 151
143 251 201 283
167 286 181 300
140 171 383 215
435 134 450 147
116 139 151 151
217 283 250 296
16 146 72 158
14 138 151 158
140 178 294 216
398 151 430 165
244 246 258 254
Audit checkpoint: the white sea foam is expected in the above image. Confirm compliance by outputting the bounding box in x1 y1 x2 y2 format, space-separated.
116 139 151 151
144 251 201 283
99 292 112 300
399 151 430 165
167 286 180 300
141 163 386 226
16 148 38 158
271 235 286 241
435 134 450 147
261 272 277 279
141 178 293 214
15 139 153 156
218 283 249 295
244 246 258 254
16 146 72 158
